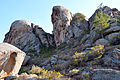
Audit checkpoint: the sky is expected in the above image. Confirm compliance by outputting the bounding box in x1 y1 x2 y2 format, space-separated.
0 0 120 43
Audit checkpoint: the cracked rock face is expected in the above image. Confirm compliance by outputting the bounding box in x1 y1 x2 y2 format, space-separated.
51 6 89 46
51 6 73 46
0 43 26 78
4 20 55 54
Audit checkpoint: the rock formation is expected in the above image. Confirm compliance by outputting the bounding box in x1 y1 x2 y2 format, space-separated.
51 6 73 46
2 5 120 80
51 6 89 46
0 43 25 78
4 20 55 54
65 13 89 43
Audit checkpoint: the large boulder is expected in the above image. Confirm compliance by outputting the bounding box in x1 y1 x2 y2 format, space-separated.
4 20 55 54
51 6 73 46
0 43 26 78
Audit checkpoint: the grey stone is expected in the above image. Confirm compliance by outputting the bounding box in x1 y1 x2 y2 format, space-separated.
92 69 120 80
104 26 120 34
22 55 30 65
50 56 57 64
102 48 120 69
4 20 55 54
94 38 109 46
4 76 17 80
105 32 120 45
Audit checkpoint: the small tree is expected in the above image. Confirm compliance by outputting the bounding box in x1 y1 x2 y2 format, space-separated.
93 9 110 31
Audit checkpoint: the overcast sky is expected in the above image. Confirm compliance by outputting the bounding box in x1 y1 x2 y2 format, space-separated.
0 0 120 42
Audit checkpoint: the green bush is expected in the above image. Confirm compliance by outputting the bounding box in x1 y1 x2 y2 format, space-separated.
27 49 36 53
39 46 55 58
74 13 85 23
93 9 110 31
72 45 104 65
117 19 120 23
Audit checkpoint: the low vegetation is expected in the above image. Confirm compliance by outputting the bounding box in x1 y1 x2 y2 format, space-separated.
73 45 104 65
29 65 63 80
74 13 86 23
27 49 36 53
39 46 55 58
117 18 120 23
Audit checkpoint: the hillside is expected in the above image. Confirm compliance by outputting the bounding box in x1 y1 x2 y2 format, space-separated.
0 5 120 80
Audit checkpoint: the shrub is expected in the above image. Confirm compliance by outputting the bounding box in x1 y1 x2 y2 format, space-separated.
39 46 55 58
74 13 85 23
93 9 110 31
29 65 63 80
27 49 36 53
72 45 104 65
91 45 104 52
73 51 88 64
117 19 120 23
82 72 90 80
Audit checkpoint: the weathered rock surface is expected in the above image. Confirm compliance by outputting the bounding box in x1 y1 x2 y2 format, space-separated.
33 25 55 47
105 32 120 45
4 74 38 80
51 6 73 46
65 13 89 43
4 20 55 54
104 26 120 35
92 69 120 80
0 43 26 78
51 6 89 46
22 55 30 65
102 48 120 69
94 38 109 46
4 76 17 80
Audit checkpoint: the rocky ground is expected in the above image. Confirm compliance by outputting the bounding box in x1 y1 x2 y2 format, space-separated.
1 5 120 80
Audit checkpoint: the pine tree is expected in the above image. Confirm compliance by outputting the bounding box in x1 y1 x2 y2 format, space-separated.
93 9 110 31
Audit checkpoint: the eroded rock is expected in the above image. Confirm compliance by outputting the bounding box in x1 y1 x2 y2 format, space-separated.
92 69 120 80
51 6 73 46
102 48 120 69
51 6 89 46
0 43 26 78
94 38 109 46
65 13 89 43
4 20 55 54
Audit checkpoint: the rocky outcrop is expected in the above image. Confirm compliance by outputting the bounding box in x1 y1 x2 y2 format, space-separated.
51 6 73 46
4 20 55 54
3 5 120 80
65 13 89 43
0 43 25 78
89 6 120 30
102 48 120 69
33 25 55 47
51 6 89 46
